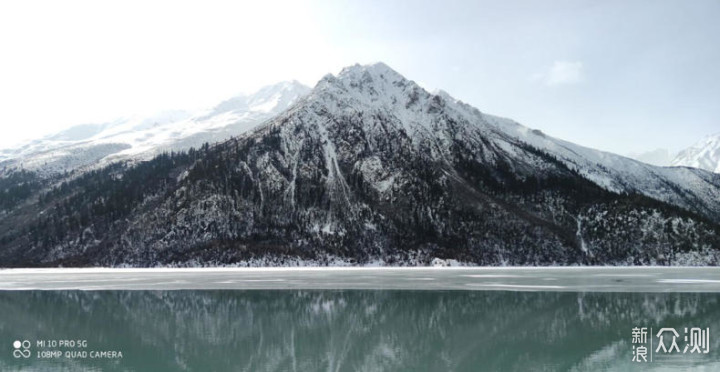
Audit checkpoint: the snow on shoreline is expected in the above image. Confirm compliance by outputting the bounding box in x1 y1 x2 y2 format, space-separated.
0 265 716 274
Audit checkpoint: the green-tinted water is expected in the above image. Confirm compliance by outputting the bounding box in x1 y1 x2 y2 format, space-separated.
1 290 718 371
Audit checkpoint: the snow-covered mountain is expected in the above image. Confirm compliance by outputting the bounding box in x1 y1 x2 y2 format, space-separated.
287 63 720 218
0 81 310 176
1 63 719 267
672 133 720 173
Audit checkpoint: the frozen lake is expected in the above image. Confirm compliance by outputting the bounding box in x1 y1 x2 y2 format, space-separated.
1 267 720 370
0 266 719 291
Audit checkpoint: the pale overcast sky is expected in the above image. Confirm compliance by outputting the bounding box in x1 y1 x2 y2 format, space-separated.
0 0 718 155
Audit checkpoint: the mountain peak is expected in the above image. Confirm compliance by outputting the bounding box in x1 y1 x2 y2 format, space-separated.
339 61 398 75
334 62 409 86
206 80 311 118
313 62 429 103
304 62 458 140
262 79 310 93
672 132 720 173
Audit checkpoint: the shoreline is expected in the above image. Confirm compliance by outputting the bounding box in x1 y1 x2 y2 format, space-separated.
1 265 719 273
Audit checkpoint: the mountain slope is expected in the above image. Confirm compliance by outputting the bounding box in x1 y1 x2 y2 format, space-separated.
1 63 719 267
0 81 310 176
672 133 720 173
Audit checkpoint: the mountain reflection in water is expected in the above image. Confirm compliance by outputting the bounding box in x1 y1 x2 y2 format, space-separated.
1 291 719 371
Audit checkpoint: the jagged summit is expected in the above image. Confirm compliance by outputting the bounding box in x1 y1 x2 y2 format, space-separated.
337 62 405 80
316 62 423 102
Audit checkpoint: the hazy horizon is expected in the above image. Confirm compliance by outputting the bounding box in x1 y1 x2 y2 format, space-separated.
1 0 718 156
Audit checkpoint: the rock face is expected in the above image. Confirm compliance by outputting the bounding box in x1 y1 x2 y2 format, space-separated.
1 63 719 267
672 133 720 174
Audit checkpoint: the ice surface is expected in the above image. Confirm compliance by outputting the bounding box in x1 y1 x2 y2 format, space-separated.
1 267 719 292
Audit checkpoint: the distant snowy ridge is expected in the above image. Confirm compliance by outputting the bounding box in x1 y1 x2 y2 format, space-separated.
672 133 720 173
0 81 311 175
